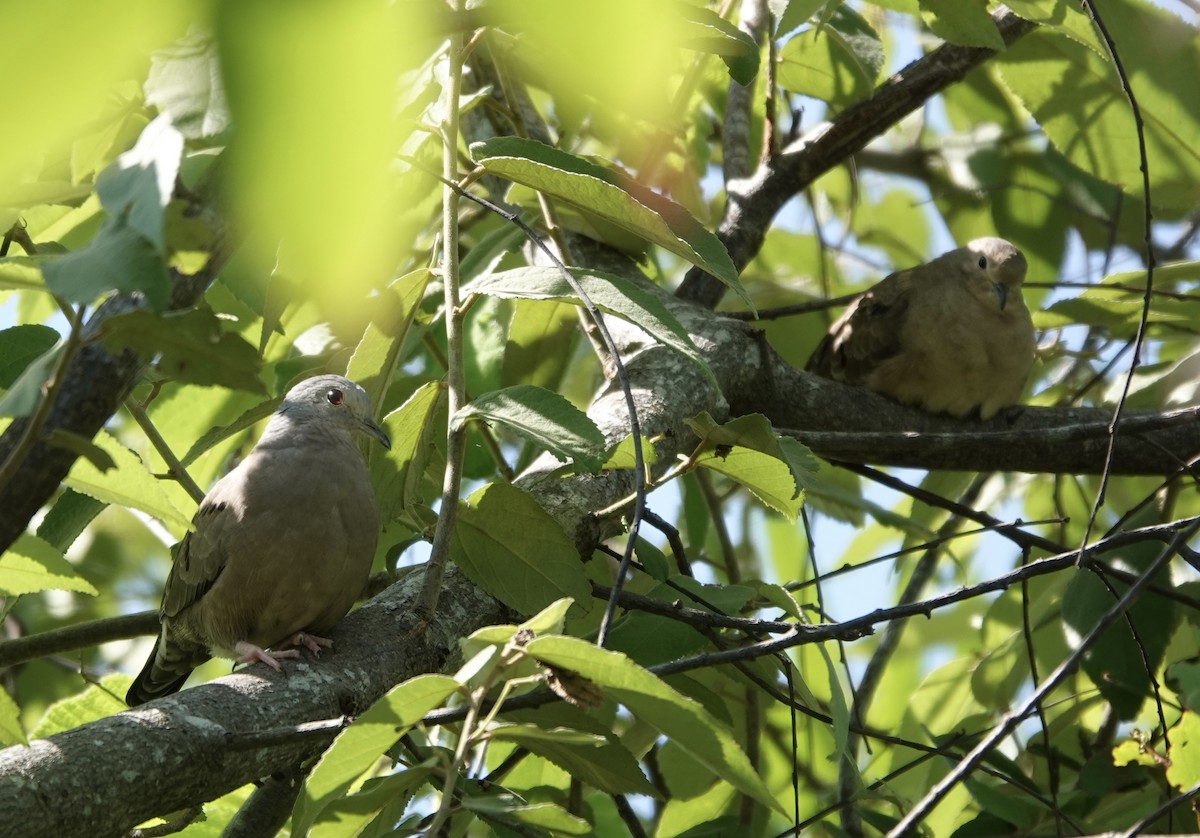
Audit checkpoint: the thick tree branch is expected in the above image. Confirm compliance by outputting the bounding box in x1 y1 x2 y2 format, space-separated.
0 176 231 556
677 7 1037 307
0 568 514 838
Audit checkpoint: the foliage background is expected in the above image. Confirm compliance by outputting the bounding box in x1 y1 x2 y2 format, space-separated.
2 0 1200 835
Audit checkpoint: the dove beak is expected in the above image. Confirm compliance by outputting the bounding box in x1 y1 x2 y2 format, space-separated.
361 418 392 450
993 282 1009 311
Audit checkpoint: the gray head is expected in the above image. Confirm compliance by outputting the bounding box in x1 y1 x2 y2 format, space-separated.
957 237 1028 310
270 375 391 449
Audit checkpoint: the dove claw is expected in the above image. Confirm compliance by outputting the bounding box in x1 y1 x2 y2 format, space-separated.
285 632 334 656
233 642 300 671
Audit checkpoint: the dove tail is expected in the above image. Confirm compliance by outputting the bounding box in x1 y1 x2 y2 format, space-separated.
125 634 204 706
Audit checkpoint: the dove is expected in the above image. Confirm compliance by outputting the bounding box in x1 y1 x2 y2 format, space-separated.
806 237 1035 420
126 375 390 706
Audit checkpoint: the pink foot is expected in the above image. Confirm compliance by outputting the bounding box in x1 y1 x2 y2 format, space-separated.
233 642 300 672
284 632 334 657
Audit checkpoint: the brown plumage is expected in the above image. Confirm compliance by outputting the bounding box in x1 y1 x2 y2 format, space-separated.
806 237 1035 420
126 375 390 706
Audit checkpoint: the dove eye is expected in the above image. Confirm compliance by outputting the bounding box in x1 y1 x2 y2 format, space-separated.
326 388 344 406
977 256 988 269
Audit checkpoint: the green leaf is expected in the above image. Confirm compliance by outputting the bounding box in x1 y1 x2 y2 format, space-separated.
295 674 458 835
45 429 117 473
0 324 59 388
774 0 830 36
0 257 47 291
369 381 443 530
0 688 26 747
507 802 591 835
1167 712 1200 792
346 268 432 414
98 309 264 393
777 6 883 109
145 28 231 139
180 393 281 467
508 704 660 796
920 0 1004 49
678 4 759 85
41 215 169 311
0 342 62 418
94 114 183 253
63 430 193 532
36 489 106 554
470 137 746 304
450 481 591 616
0 534 98 596
472 266 713 384
453 385 605 472
527 635 784 814
30 674 130 738
685 412 821 520
997 16 1200 213
500 298 577 391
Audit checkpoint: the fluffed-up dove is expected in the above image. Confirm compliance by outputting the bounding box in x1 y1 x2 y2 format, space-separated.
126 375 391 706
806 237 1035 420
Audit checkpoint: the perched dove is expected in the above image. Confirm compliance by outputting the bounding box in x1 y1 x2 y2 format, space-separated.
126 375 390 706
806 237 1035 420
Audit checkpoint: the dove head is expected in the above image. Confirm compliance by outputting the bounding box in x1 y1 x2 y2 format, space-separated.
268 375 391 449
962 237 1027 311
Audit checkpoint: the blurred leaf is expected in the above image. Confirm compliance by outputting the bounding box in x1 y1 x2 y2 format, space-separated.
473 266 713 384
1166 712 1200 792
0 324 59 388
777 6 883 109
451 481 591 616
471 138 746 305
527 635 786 815
95 114 183 252
453 385 605 472
677 4 759 85
0 534 98 596
98 309 263 392
0 689 25 747
30 674 130 738
145 28 231 139
295 674 457 835
41 215 169 311
0 341 62 418
45 430 117 473
0 257 47 291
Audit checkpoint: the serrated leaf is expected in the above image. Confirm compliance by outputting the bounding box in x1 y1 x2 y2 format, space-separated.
686 412 820 520
63 430 193 532
777 6 883 109
0 324 59 388
472 266 714 384
451 481 591 616
0 534 98 596
453 385 605 472
30 674 129 738
347 268 432 414
471 137 746 304
45 429 117 473
95 114 184 253
920 0 1004 49
98 308 264 393
678 4 759 85
527 635 784 815
369 381 443 528
1167 712 1200 792
0 688 25 747
41 215 169 311
295 674 458 835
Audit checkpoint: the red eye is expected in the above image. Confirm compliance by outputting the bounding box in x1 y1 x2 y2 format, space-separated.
326 388 344 406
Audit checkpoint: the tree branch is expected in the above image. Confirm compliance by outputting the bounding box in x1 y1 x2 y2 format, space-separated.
0 567 514 838
677 7 1037 306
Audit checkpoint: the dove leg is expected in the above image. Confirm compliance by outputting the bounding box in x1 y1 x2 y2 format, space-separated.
233 641 301 671
283 632 334 656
